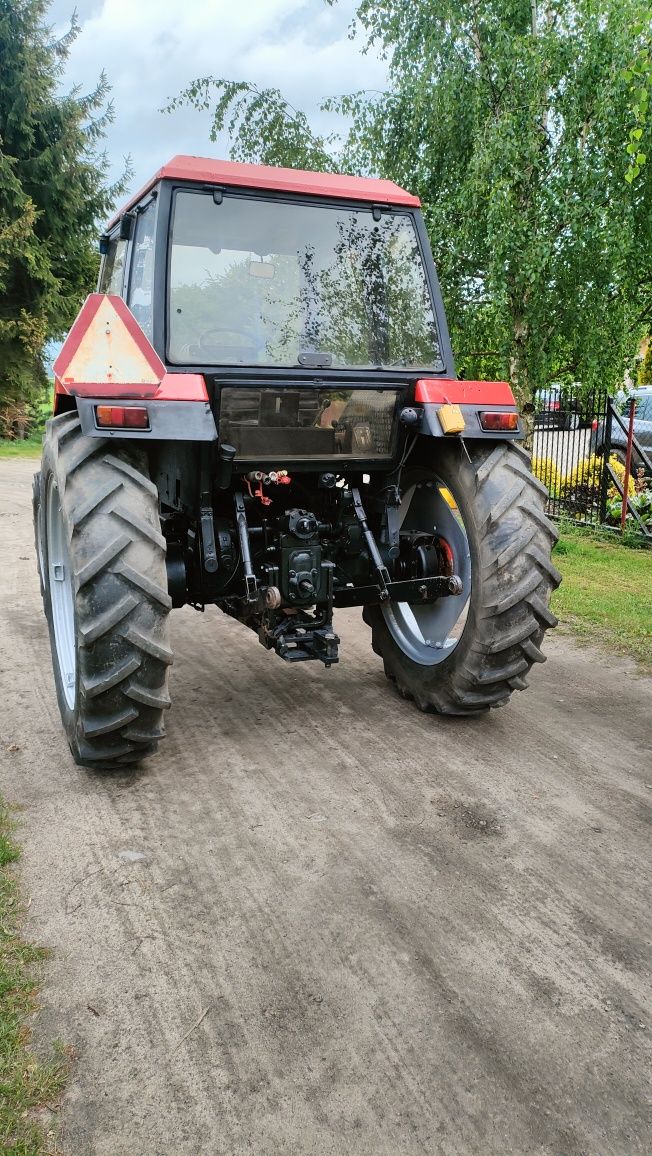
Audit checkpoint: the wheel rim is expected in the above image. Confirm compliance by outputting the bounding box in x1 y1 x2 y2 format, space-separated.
36 493 46 589
46 478 76 709
382 476 472 666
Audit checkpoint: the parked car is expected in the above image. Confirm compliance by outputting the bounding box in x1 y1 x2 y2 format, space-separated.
590 386 652 469
534 386 591 431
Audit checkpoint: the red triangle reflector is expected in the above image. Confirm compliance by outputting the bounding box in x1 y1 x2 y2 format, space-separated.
53 294 165 398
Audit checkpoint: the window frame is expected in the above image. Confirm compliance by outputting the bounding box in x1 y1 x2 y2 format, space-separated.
97 227 128 296
162 184 454 377
125 194 159 341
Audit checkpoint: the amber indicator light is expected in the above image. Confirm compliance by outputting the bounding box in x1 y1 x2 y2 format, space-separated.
479 411 519 432
95 405 149 429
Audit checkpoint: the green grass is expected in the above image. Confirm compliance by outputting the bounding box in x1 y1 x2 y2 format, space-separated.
553 527 652 671
0 801 67 1154
0 439 42 460
0 384 51 459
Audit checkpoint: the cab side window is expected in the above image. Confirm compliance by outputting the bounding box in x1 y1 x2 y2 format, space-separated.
98 235 128 295
128 200 157 340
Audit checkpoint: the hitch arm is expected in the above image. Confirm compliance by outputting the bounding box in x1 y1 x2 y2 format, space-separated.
234 491 258 602
350 486 391 602
199 446 218 573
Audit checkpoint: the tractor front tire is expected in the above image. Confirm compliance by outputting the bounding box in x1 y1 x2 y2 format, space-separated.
35 413 172 768
364 441 561 715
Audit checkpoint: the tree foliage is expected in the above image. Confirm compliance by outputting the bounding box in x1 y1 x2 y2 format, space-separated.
624 5 652 183
0 0 126 411
637 337 652 383
165 79 334 172
169 0 652 406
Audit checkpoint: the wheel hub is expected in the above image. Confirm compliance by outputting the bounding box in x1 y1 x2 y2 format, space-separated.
382 477 471 666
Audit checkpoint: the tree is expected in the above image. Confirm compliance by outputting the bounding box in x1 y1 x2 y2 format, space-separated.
624 5 652 183
168 0 652 408
0 1 125 419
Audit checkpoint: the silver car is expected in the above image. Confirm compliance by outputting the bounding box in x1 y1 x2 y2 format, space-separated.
591 387 652 470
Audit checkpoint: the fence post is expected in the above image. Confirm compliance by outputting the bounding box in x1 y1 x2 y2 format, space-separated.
620 398 636 533
598 398 612 526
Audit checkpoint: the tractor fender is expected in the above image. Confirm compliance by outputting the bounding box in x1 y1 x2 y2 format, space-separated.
413 378 523 441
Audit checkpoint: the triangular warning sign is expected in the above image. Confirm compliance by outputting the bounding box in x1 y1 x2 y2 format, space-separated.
54 294 165 398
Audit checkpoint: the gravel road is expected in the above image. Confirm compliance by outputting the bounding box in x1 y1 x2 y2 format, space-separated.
1 457 650 1156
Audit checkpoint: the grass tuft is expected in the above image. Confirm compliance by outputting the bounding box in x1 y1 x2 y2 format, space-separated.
0 440 42 460
553 528 652 672
0 802 68 1154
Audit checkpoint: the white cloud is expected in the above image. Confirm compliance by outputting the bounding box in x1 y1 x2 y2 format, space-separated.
49 0 387 218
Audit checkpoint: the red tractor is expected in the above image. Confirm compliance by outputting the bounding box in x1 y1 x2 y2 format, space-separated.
34 156 559 769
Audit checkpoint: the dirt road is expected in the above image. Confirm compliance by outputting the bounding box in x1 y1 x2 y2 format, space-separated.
1 457 650 1155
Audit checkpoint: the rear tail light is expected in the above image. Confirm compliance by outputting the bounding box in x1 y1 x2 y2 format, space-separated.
550 400 560 411
95 405 149 429
479 411 519 432
591 419 598 431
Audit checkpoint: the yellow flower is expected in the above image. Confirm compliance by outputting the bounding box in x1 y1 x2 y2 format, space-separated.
531 452 634 500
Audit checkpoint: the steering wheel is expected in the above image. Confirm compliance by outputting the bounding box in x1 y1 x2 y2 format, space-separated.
193 325 263 362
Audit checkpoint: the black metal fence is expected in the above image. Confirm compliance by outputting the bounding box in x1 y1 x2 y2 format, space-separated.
532 385 608 526
531 384 651 538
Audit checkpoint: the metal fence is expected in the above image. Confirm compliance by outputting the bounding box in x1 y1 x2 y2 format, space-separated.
532 385 608 526
531 384 651 538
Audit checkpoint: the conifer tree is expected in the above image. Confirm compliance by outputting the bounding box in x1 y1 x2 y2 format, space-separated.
0 1 124 416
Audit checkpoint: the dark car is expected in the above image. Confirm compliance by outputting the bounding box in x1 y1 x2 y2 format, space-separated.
534 386 589 431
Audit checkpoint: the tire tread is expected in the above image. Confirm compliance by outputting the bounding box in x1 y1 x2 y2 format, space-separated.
36 415 172 767
366 441 560 716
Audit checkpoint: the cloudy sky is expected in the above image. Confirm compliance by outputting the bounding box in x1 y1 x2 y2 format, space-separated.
49 0 388 211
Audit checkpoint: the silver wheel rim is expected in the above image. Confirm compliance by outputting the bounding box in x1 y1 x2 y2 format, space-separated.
382 477 472 666
46 478 76 709
36 492 46 588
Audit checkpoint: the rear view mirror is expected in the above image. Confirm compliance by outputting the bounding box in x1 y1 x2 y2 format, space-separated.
119 213 135 241
249 260 275 279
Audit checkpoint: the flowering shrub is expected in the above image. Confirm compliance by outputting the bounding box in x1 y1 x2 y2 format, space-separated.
606 455 636 499
531 453 635 501
565 454 635 499
531 456 563 497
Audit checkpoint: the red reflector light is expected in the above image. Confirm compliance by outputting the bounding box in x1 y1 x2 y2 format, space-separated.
591 418 598 431
479 411 519 432
96 405 149 429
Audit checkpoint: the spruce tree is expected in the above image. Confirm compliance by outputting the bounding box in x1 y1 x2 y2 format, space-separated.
0 1 123 421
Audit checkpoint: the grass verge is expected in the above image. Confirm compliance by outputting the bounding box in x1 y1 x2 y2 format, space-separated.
553 527 652 672
0 440 42 460
0 800 67 1154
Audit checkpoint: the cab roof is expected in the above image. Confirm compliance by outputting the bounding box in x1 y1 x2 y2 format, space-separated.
106 154 420 228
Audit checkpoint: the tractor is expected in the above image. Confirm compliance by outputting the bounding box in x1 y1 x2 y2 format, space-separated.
33 155 560 769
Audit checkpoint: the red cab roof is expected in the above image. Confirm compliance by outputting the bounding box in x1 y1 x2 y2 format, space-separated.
106 154 420 227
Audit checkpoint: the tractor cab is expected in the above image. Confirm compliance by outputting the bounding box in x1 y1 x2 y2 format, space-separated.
98 154 452 375
95 156 457 466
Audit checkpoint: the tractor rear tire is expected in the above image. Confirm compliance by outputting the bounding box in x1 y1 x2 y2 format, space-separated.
364 441 561 715
35 413 172 768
